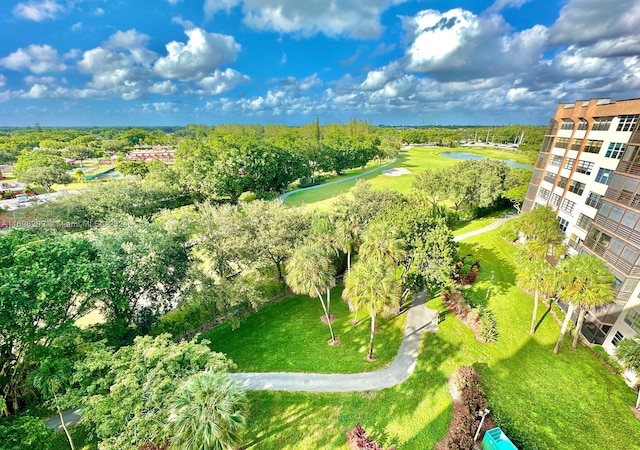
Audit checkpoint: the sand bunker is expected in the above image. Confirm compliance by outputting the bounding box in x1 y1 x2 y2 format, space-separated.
382 167 412 177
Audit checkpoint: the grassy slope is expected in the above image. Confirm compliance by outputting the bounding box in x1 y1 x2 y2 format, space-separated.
233 230 640 449
201 285 406 374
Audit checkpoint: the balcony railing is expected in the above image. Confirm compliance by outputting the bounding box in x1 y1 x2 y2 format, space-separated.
604 188 640 210
617 160 640 176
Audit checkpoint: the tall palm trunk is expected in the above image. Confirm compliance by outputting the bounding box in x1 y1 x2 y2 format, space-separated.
315 288 336 342
636 390 640 410
347 250 351 273
326 287 331 314
53 391 75 450
368 312 376 360
554 303 575 354
572 307 586 349
530 290 539 334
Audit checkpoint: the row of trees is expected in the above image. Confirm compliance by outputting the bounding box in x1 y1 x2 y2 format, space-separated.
510 207 616 353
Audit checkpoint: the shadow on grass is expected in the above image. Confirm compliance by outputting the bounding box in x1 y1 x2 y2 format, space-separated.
457 242 516 308
476 337 640 450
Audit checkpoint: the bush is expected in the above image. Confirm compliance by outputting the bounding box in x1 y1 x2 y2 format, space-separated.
346 423 395 450
0 414 53 450
478 307 499 343
454 255 480 285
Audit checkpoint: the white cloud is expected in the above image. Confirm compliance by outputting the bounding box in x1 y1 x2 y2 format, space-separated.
403 9 548 81
24 75 56 85
13 0 64 22
154 28 240 81
149 80 177 95
167 0 183 4
204 0 241 18
172 16 195 29
142 102 179 113
487 0 530 13
195 68 250 95
205 0 405 38
71 21 82 31
1 45 67 74
0 74 6 88
549 0 640 47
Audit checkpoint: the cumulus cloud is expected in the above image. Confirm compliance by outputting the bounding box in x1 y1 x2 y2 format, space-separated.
13 0 64 21
142 102 179 113
402 9 548 81
149 80 177 95
549 0 640 47
154 28 240 81
0 74 6 88
1 45 67 74
195 68 250 95
205 0 406 38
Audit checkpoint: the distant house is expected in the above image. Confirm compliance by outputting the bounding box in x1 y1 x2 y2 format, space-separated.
126 145 176 163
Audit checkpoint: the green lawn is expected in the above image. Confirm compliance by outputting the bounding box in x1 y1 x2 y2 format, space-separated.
283 146 530 209
234 230 640 449
201 285 406 373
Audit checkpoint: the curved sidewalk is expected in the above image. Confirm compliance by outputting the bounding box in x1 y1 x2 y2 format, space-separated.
278 156 398 202
230 290 438 392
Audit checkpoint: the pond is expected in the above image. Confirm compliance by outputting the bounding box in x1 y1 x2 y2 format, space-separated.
439 152 532 169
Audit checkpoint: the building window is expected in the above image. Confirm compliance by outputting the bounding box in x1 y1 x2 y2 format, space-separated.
578 119 588 130
612 331 625 347
541 136 553 152
624 309 640 333
546 119 558 135
595 168 614 185
576 213 591 229
563 158 576 170
558 217 569 232
544 171 556 183
538 187 550 200
561 198 576 215
557 177 568 189
550 193 561 207
549 155 563 167
571 139 583 151
592 116 613 131
561 119 574 130
605 142 626 159
568 180 585 195
586 192 602 208
583 140 603 153
555 137 570 149
617 114 639 132
576 160 594 175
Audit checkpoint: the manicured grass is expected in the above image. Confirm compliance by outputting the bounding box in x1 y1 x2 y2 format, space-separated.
201 285 406 373
283 146 531 209
451 209 512 237
233 230 640 449
283 147 456 208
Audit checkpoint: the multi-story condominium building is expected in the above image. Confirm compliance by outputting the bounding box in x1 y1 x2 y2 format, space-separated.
523 97 640 360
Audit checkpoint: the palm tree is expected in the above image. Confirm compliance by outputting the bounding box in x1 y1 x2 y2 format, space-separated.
358 221 406 267
285 243 338 344
343 260 399 360
517 257 556 334
168 371 247 450
31 358 75 450
553 255 615 354
616 337 640 409
333 213 360 273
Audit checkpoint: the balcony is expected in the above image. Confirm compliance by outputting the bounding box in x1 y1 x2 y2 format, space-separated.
604 188 640 210
617 160 640 177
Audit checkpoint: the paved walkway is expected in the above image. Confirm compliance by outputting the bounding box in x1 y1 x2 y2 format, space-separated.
278 156 398 202
230 290 438 392
454 213 516 242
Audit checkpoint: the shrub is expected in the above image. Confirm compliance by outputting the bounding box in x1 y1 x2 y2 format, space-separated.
454 255 480 285
346 423 395 450
478 307 499 343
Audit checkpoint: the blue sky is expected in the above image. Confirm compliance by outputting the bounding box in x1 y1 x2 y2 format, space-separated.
0 0 638 126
